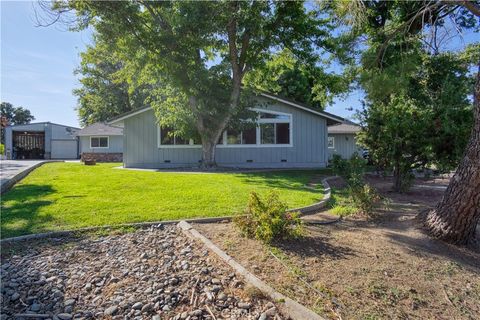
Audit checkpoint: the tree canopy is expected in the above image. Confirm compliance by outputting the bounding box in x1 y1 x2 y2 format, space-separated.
45 0 348 167
73 35 150 126
1 102 35 144
243 49 351 110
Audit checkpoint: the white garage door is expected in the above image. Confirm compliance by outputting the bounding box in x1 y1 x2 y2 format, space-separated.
51 140 78 159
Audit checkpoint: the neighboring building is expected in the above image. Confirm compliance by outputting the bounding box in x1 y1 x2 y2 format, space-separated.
4 122 79 160
76 122 123 162
327 120 362 160
110 93 343 169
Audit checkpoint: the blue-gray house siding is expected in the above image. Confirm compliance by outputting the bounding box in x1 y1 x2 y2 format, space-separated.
119 96 336 169
79 135 123 153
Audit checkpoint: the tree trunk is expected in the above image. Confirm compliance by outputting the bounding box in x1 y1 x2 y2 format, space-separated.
393 165 402 192
201 139 217 169
424 63 480 245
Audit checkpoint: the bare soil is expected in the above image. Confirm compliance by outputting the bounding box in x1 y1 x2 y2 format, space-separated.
194 177 480 320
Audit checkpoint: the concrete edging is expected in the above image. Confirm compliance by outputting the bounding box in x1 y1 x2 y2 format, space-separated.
0 176 339 243
290 176 335 215
177 220 325 320
1 160 62 194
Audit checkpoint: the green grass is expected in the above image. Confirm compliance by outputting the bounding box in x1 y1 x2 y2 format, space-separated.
328 187 358 217
1 162 328 238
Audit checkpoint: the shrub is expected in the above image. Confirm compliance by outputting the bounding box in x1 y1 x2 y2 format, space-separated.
349 183 381 216
234 191 304 244
0 143 4 155
331 153 380 217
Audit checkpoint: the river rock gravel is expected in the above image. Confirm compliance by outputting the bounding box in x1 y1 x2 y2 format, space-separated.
1 225 282 319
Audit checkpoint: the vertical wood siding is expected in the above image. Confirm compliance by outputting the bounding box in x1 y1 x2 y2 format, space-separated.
327 133 361 160
123 98 328 168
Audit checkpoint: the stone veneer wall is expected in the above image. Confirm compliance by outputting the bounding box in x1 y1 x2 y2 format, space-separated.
81 152 123 162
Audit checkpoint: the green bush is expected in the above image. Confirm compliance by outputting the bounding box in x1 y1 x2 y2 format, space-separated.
0 143 4 155
331 153 380 217
349 183 381 216
234 191 304 244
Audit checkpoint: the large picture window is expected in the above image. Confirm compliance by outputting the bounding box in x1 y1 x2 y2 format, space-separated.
225 127 257 145
90 136 108 148
158 126 197 147
217 109 292 147
158 109 292 149
258 109 291 145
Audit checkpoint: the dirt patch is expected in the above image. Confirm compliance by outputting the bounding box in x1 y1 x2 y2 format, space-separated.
194 178 480 319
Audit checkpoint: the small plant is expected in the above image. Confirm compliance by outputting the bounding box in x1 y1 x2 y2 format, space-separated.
331 153 380 217
234 191 304 244
350 184 381 216
330 205 356 217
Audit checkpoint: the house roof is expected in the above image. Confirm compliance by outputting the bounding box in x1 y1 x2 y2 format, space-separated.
7 122 80 130
257 92 343 125
328 121 361 134
108 106 152 124
76 122 123 136
108 93 344 125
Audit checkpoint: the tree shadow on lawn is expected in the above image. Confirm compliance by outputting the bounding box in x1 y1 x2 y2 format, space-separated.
1 184 58 239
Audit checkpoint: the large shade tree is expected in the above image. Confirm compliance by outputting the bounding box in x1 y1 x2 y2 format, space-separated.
73 35 151 126
333 0 480 245
42 0 344 168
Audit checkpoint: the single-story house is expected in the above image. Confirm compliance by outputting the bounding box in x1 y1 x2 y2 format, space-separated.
327 120 362 160
76 122 123 162
109 93 343 169
4 122 79 160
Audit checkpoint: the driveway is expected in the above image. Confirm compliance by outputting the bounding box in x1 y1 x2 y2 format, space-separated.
0 160 46 193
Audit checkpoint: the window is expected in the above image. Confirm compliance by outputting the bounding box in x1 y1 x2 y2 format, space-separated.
258 109 291 145
90 137 108 148
260 123 275 144
276 123 290 144
242 127 257 144
328 136 334 148
259 112 290 120
159 126 196 147
224 127 257 145
218 109 292 147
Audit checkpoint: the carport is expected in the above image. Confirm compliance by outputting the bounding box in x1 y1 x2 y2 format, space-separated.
4 122 80 160
12 131 45 159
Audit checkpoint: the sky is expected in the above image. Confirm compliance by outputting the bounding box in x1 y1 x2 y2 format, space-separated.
1 1 478 128
1 1 92 128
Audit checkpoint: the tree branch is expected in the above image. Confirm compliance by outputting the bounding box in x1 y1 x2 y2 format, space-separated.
445 0 480 17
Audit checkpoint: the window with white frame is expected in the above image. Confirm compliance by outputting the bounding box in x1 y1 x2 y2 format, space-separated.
328 136 334 148
258 111 291 145
225 127 257 145
217 109 292 147
90 136 109 148
158 126 197 147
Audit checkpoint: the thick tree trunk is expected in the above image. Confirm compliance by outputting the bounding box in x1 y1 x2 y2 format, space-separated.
201 139 217 169
424 63 480 245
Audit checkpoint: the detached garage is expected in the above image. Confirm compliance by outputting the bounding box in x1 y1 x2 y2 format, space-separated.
4 122 80 160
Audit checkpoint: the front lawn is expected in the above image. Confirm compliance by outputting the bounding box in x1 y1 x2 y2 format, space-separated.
1 162 326 238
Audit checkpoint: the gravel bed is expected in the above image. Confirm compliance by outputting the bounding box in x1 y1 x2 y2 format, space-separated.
1 225 281 320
